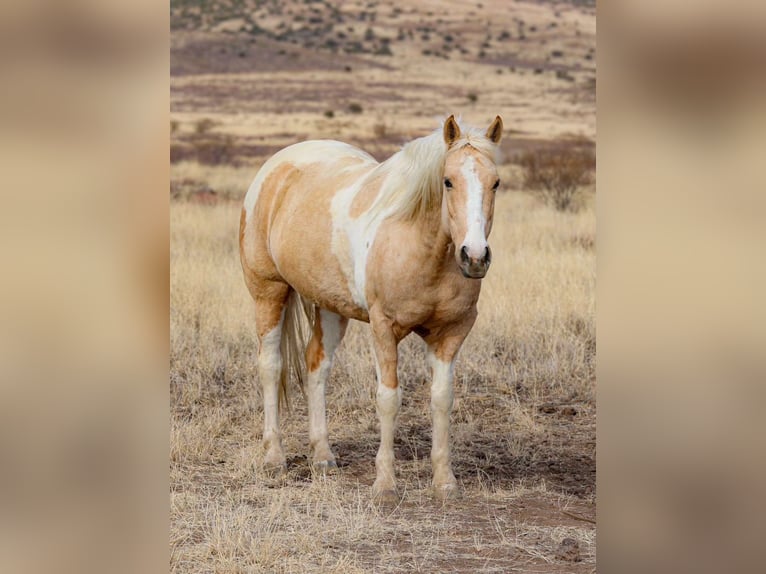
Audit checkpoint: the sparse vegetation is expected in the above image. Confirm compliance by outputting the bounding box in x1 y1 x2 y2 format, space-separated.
372 121 387 137
193 135 236 166
347 102 363 114
467 92 478 103
194 117 216 135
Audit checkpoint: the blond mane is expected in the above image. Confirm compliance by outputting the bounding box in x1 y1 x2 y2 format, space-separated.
365 119 500 223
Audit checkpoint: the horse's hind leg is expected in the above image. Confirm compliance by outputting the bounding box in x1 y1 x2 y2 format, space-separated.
305 308 348 471
252 281 291 475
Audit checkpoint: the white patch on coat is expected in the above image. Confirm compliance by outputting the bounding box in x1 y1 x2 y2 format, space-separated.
244 140 378 302
459 156 489 260
319 308 344 353
329 174 393 311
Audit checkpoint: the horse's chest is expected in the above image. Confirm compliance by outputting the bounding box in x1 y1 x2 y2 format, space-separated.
387 276 479 332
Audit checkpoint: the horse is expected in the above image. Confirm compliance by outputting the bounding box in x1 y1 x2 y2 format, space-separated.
239 115 503 501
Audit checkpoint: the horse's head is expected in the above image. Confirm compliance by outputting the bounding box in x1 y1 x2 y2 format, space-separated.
441 115 503 279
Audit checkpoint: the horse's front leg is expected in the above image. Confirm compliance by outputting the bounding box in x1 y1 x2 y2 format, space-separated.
425 316 476 499
369 308 401 502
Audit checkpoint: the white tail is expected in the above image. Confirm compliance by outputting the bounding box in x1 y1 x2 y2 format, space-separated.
278 290 315 410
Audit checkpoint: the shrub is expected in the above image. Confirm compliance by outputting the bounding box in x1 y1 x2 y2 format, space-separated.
323 109 335 118
195 118 216 134
348 102 363 114
194 135 235 166
520 146 595 212
467 92 478 103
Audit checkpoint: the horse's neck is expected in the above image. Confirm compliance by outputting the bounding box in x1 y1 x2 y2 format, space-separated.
401 207 454 271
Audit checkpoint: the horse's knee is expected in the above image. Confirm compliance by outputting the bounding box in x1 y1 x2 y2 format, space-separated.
431 393 452 415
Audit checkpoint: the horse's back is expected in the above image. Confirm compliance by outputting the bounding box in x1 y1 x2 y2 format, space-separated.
243 140 375 217
240 140 377 319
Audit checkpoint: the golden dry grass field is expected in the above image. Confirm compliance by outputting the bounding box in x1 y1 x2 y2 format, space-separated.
171 1 595 572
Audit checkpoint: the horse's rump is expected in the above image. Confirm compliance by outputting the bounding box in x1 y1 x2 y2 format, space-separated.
242 141 377 319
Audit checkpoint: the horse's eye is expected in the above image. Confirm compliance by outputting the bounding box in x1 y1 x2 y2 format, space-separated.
444 178 453 189
492 179 500 191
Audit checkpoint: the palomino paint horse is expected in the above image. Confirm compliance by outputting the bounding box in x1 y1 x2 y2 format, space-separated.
239 115 503 500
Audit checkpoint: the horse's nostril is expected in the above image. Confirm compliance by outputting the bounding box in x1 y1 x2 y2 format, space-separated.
460 245 469 263
484 246 492 264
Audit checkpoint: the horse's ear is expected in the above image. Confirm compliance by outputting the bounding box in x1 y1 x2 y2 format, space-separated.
443 115 461 147
486 115 503 144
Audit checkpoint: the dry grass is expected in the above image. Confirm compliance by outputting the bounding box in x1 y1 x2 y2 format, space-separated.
170 188 595 572
170 162 256 201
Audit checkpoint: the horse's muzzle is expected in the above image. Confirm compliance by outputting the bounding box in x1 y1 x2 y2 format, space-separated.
459 245 491 279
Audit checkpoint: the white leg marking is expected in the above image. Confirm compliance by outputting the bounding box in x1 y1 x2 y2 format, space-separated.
460 156 489 259
427 349 457 489
374 380 401 493
307 310 344 466
259 317 285 467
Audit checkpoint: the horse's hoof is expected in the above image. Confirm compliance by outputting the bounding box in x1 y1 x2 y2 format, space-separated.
311 459 338 474
432 483 461 501
373 489 400 506
262 462 287 478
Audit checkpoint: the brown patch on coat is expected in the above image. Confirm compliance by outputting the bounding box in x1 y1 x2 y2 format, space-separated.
259 162 300 229
238 207 247 256
239 164 302 337
253 287 290 339
239 162 301 297
305 310 325 372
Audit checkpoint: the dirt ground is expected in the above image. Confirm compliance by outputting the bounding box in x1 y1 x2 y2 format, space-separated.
171 1 595 572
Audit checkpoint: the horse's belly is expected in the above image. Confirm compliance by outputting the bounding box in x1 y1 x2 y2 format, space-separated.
267 167 372 322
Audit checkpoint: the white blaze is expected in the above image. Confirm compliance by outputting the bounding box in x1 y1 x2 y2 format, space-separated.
459 156 488 260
